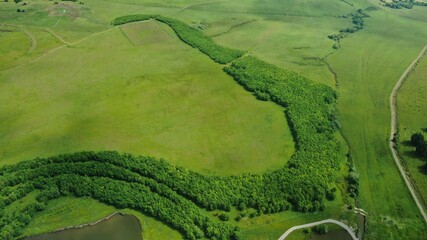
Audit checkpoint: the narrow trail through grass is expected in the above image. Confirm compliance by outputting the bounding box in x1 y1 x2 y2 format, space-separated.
6 24 37 53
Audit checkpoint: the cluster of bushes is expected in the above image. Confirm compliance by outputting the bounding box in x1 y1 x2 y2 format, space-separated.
0 199 46 240
111 14 245 64
0 14 348 239
328 9 369 49
380 0 427 9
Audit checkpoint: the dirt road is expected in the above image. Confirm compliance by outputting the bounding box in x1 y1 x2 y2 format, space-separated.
277 219 358 240
389 44 427 223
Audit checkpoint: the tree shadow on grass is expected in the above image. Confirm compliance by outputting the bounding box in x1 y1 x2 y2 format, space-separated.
418 164 427 175
401 140 413 147
403 150 419 158
422 128 427 133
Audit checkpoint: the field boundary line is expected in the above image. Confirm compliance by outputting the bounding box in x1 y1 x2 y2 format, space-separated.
52 17 62 29
33 27 117 62
44 28 72 45
3 27 117 71
277 219 358 240
179 0 229 12
389 44 427 224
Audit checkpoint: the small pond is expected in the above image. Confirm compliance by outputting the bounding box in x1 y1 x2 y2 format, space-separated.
24 214 142 240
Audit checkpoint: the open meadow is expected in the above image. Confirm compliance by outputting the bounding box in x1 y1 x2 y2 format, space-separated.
0 19 295 175
1 0 427 239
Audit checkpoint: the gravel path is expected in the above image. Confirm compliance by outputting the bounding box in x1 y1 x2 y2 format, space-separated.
277 219 358 240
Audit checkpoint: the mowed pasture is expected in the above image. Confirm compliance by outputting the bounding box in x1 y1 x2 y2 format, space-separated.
0 20 295 176
397 55 427 209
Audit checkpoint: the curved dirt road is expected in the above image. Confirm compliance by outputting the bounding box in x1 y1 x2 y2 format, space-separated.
6 24 37 53
277 219 358 240
389 44 427 223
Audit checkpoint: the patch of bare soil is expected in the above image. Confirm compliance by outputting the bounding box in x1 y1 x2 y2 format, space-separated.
46 2 80 19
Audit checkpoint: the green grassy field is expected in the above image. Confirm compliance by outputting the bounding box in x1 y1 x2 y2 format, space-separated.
2 0 427 239
397 54 427 209
0 19 295 176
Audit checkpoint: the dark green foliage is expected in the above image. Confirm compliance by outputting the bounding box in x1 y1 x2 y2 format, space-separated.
347 167 359 198
0 161 240 240
0 198 46 240
111 15 245 64
218 212 230 221
224 56 342 210
326 187 336 201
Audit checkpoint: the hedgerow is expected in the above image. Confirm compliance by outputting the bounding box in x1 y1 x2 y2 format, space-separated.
0 14 348 239
380 0 427 9
328 9 369 49
111 14 245 64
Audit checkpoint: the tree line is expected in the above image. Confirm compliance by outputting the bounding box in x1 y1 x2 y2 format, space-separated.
111 14 245 64
380 0 427 9
328 9 369 49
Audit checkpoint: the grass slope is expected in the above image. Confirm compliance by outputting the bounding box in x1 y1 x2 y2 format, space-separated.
0 20 294 176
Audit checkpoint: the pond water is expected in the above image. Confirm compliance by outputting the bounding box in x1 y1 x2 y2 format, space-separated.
356 213 366 239
24 214 142 240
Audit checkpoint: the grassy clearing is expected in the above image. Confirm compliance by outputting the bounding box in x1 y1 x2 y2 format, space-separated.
397 55 427 208
173 1 354 87
0 20 294 176
21 197 181 240
0 25 30 70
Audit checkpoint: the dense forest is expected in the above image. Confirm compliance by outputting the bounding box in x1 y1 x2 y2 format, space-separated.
0 14 351 239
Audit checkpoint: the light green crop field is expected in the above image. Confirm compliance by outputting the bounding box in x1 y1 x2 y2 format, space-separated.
397 55 427 209
2 0 427 239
